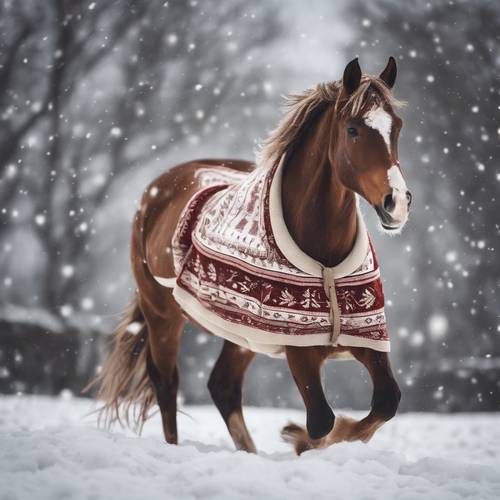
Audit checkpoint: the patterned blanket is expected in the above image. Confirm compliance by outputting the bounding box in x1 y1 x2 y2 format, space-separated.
155 157 389 357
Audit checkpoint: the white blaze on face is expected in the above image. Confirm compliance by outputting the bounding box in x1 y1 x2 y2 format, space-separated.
387 164 409 223
363 106 393 152
364 106 409 229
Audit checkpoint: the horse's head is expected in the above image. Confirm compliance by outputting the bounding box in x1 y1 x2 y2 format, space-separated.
330 57 411 233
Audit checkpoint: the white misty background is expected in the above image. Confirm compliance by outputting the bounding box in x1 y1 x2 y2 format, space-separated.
0 0 498 412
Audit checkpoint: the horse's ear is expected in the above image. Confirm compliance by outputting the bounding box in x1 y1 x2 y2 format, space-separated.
379 56 397 89
342 58 362 95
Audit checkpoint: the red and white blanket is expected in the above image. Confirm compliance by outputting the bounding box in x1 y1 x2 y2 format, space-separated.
155 157 389 357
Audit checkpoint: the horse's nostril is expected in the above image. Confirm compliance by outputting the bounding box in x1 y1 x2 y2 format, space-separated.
383 193 395 212
406 191 412 206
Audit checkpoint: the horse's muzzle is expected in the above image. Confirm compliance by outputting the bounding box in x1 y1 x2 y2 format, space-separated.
375 189 411 232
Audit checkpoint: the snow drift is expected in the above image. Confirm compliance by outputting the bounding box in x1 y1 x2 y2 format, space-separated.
0 396 499 500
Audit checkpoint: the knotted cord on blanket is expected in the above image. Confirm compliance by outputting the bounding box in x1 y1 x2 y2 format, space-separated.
322 267 341 345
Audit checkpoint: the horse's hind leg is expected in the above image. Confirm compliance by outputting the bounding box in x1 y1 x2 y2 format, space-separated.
140 292 185 444
208 340 256 452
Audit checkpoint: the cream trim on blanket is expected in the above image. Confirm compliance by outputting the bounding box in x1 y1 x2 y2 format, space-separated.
172 285 389 358
268 155 369 279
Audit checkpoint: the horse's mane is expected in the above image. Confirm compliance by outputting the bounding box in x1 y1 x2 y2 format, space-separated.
258 75 404 168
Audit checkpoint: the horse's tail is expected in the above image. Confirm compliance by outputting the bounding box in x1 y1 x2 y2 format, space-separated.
84 297 155 432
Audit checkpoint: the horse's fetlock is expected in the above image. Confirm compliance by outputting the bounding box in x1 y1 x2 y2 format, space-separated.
307 406 335 440
374 383 401 421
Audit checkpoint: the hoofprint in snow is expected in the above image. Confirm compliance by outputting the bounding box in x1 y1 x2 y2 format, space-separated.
0 397 499 500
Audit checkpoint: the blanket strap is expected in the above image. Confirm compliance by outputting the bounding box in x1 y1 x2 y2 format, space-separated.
322 267 341 345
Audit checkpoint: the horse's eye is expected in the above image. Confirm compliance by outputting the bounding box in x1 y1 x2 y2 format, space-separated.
347 127 358 138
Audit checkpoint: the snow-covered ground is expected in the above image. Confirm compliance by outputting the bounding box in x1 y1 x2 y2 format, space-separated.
0 396 499 500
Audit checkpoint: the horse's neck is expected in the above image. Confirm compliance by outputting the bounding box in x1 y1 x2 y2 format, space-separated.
281 108 357 268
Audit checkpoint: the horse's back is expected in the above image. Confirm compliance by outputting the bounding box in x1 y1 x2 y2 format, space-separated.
137 159 255 280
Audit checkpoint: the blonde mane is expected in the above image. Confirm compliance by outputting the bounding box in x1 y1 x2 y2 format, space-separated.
258 75 404 168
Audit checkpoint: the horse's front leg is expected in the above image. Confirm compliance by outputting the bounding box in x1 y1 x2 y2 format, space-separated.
346 347 401 443
281 346 335 454
281 346 401 454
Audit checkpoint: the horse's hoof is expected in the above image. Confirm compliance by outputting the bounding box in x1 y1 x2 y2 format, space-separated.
326 414 359 444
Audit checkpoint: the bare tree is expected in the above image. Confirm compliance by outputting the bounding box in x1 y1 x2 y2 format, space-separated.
0 0 282 395
30 0 149 311
0 1 52 236
1 0 281 313
31 1 281 315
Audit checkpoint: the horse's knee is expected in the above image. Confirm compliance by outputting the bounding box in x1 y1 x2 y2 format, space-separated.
306 404 335 440
374 382 401 421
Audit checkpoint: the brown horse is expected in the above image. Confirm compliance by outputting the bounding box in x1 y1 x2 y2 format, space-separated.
90 57 411 455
